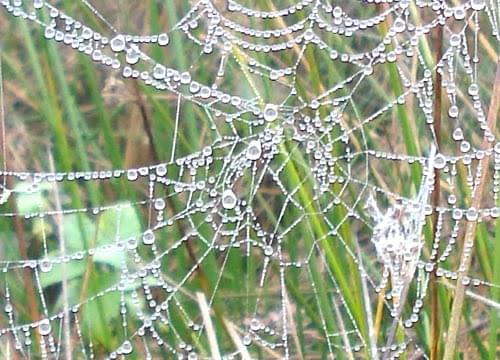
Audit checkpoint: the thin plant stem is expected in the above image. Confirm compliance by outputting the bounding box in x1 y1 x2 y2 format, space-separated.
197 292 222 360
430 20 443 360
1 54 42 353
0 53 23 360
443 62 500 360
48 152 72 360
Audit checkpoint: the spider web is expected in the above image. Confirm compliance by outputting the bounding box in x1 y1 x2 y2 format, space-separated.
0 0 499 358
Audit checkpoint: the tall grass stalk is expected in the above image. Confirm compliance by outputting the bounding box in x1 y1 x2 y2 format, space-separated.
443 63 500 360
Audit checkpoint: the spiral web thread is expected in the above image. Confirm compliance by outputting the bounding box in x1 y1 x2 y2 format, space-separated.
0 0 499 358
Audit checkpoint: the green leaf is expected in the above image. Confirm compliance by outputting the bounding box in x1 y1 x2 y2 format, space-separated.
94 203 141 267
40 260 87 288
63 214 96 251
96 203 141 244
14 182 51 215
82 282 120 350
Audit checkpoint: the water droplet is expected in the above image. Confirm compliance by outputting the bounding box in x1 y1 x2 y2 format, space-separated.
199 86 212 98
189 82 200 94
468 84 479 96
49 7 59 18
242 335 252 346
4 303 12 313
180 72 191 84
452 209 463 220
154 198 166 211
44 27 55 39
452 128 464 141
222 189 237 210
121 340 133 354
246 140 262 160
303 29 314 42
264 245 273 256
142 230 155 245
127 237 138 250
123 66 133 78
157 33 169 46
465 208 478 221
39 259 53 273
471 0 485 10
126 47 140 65
127 169 138 181
263 104 278 122
448 105 459 118
110 34 126 52
332 6 342 17
453 7 466 20
460 141 471 153
449 34 461 47
156 165 167 176
152 64 166 80
433 153 446 169
33 0 43 9
393 18 406 33
38 319 51 336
